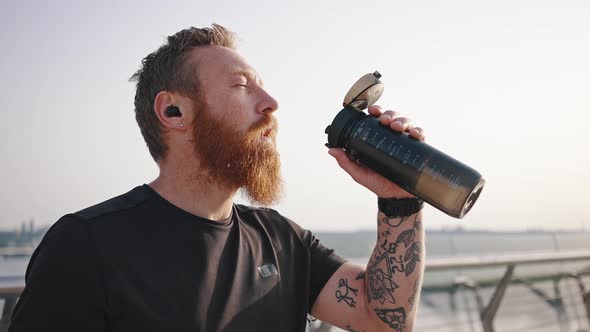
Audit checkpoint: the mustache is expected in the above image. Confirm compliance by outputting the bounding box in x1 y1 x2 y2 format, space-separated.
249 115 278 135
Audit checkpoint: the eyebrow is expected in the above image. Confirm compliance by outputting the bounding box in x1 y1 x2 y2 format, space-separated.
232 70 264 87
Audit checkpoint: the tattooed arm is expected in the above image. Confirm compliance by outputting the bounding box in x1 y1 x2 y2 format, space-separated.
314 105 426 331
311 211 424 332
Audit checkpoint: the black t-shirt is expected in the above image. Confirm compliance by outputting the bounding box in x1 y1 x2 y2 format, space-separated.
9 185 346 332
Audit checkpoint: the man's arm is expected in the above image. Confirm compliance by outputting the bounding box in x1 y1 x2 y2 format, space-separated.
311 210 424 332
312 105 426 331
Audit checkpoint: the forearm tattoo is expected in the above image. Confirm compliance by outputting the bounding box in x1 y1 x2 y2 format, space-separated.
369 213 422 331
333 213 422 331
380 215 412 228
367 216 422 305
374 307 407 332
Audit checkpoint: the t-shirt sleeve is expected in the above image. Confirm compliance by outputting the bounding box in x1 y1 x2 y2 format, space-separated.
306 230 347 310
281 215 347 312
9 215 108 332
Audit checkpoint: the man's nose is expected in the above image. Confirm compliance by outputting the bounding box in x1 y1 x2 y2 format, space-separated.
257 88 279 115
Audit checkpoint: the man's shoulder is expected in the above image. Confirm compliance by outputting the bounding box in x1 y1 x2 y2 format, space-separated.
37 185 152 253
72 185 151 222
234 203 279 216
234 204 312 246
234 203 287 226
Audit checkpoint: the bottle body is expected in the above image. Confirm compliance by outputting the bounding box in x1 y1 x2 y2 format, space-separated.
326 107 484 218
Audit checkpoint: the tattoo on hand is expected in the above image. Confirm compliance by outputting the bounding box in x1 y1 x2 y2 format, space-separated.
335 278 359 307
345 325 365 332
374 307 407 332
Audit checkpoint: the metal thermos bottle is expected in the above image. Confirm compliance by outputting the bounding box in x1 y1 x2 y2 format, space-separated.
325 72 485 219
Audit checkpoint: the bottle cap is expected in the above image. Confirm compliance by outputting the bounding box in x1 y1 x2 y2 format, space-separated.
343 71 384 110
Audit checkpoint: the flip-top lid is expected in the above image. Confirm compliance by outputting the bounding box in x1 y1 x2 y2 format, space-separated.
342 71 384 110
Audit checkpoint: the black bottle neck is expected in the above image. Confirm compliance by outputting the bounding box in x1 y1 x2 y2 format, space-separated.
326 107 366 148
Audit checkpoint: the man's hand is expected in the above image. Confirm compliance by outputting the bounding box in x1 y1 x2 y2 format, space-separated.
327 105 426 198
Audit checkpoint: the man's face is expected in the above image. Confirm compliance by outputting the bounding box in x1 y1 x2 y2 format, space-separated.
192 46 279 134
188 46 282 206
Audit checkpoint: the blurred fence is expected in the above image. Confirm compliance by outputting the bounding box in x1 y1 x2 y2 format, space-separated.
0 278 24 332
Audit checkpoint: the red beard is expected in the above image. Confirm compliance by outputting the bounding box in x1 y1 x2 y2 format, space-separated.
190 102 283 206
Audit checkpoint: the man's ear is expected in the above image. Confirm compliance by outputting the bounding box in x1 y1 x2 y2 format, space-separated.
153 91 186 130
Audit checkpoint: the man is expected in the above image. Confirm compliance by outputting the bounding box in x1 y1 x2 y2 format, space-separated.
9 24 426 332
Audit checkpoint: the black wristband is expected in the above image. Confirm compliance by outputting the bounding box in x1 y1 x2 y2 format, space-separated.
378 197 424 218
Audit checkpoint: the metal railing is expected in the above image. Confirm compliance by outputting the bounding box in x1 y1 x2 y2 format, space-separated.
309 250 590 332
0 276 24 331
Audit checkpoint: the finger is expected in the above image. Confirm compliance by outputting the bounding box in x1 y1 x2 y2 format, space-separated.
409 126 425 140
389 116 413 132
379 110 400 126
368 105 382 116
327 148 367 184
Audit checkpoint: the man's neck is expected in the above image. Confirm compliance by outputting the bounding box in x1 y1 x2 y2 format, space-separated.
148 158 237 222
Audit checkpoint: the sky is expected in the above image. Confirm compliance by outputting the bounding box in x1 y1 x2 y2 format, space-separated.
0 0 589 232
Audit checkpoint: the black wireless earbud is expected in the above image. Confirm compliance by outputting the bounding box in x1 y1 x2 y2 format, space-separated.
165 105 182 118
